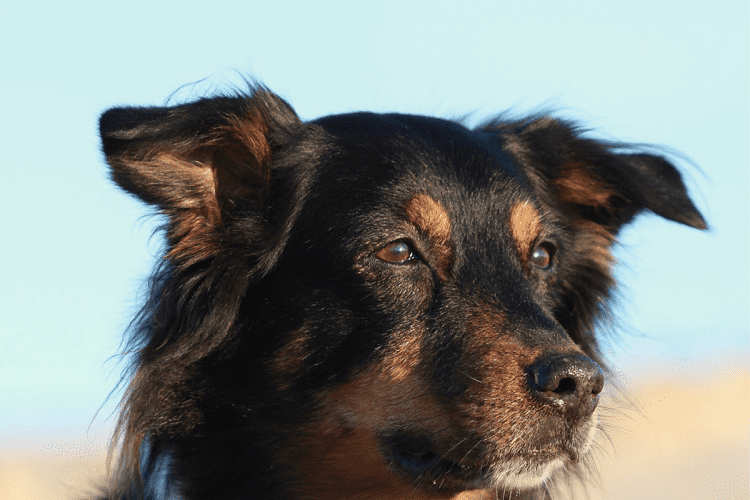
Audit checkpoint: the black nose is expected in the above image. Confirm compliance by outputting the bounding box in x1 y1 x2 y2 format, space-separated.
527 353 604 421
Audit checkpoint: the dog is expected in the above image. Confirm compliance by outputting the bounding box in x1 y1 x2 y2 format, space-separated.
96 85 705 500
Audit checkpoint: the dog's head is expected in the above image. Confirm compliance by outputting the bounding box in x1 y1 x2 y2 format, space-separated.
100 88 705 499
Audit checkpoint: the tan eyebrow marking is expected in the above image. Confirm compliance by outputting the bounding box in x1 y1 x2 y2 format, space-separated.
405 194 451 241
404 194 454 281
510 201 542 261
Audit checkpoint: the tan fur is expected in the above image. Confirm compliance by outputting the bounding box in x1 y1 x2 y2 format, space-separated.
555 165 612 207
405 194 454 280
509 201 542 264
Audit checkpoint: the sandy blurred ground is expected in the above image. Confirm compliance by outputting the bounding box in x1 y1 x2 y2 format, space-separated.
566 359 750 500
2 360 747 500
0 439 108 500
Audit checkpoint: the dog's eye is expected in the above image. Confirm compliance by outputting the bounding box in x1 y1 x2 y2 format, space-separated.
531 243 555 270
376 241 416 264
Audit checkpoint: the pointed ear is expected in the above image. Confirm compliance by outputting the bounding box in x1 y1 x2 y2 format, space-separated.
503 118 707 233
613 153 707 229
99 89 301 264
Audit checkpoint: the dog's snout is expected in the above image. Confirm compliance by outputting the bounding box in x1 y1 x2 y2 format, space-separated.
527 353 604 421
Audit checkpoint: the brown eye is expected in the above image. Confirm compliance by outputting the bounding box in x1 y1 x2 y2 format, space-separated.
376 241 415 264
531 243 555 270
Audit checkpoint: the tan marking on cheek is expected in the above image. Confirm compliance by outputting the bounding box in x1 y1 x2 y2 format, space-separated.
287 427 472 500
555 165 612 207
288 426 395 498
278 333 461 499
325 338 447 432
286 426 496 499
404 194 454 280
269 327 310 391
379 326 424 383
509 201 541 260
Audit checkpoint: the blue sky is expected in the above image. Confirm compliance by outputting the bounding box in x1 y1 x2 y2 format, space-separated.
1 1 747 449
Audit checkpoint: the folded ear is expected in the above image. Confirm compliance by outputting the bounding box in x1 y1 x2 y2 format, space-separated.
495 117 706 362
501 117 707 233
99 89 301 264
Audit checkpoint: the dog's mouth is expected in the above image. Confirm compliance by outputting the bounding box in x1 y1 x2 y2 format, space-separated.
393 447 443 474
380 431 585 491
380 433 491 488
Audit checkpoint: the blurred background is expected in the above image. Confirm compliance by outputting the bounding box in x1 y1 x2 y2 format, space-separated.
1 1 747 498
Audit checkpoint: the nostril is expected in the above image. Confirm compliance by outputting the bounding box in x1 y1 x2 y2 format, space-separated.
553 377 576 394
527 353 604 420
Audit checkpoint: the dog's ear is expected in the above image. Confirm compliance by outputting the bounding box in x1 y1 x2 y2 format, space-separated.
499 118 706 359
502 118 707 233
99 89 301 264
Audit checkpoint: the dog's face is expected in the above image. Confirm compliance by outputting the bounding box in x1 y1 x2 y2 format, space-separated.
100 90 705 499
271 114 606 495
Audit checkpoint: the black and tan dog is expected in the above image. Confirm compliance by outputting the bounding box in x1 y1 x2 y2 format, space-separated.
97 86 705 499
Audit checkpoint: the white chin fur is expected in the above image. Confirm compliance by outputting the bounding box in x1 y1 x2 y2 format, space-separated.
488 407 600 490
488 456 564 490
